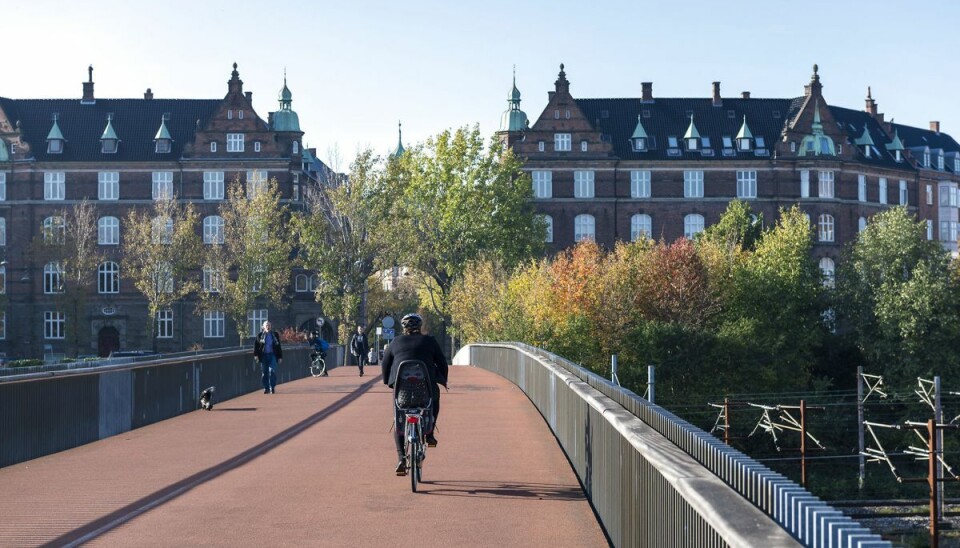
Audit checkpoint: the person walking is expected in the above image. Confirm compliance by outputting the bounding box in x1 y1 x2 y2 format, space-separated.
350 325 370 377
253 320 283 394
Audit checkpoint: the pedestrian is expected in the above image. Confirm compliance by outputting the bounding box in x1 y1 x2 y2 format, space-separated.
253 320 283 394
350 325 369 377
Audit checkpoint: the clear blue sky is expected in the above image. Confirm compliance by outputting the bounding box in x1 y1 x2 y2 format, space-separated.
7 0 960 167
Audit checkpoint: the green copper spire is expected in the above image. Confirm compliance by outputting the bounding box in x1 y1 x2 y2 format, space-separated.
500 67 528 132
799 100 836 156
854 124 875 147
392 121 405 157
683 114 700 139
101 116 118 140
631 115 648 139
735 115 753 140
154 118 172 140
885 129 905 151
272 70 301 132
47 117 65 141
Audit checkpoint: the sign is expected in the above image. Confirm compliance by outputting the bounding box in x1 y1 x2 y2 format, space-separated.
382 328 395 340
381 316 395 329
376 327 382 336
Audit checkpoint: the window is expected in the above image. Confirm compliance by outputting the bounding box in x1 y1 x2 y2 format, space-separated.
246 170 266 197
941 221 959 242
0 266 5 294
44 311 64 340
818 214 834 242
928 220 934 240
44 171 65 201
818 171 834 198
152 216 173 244
532 171 552 198
927 185 934 205
580 140 588 152
633 137 647 151
0 218 5 246
227 133 244 152
292 141 298 154
631 214 652 241
574 214 595 242
939 153 945 170
210 141 217 153
239 110 244 119
48 138 62 154
203 216 224 244
859 217 867 233
574 171 595 198
98 261 119 294
755 136 766 148
554 110 560 119
878 178 887 205
254 141 261 153
899 180 908 205
819 257 835 288
42 216 65 243
858 175 866 202
0 312 5 339
924 152 931 167
204 311 225 338
565 110 571 119
227 110 233 120
155 139 171 154
722 136 733 149
152 171 173 200
800 170 810 198
630 170 651 198
0 172 5 200
98 216 119 245
156 309 173 338
538 141 544 152
736 170 757 199
554 133 571 151
247 309 268 338
684 214 705 239
940 185 959 207
668 136 679 149
295 274 311 292
543 215 553 243
43 262 63 294
204 171 225 200
203 266 224 293
157 262 174 293
102 138 117 154
684 170 704 198
98 172 119 200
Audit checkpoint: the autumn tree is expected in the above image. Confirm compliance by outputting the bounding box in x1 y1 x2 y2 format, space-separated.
122 196 202 349
199 178 293 345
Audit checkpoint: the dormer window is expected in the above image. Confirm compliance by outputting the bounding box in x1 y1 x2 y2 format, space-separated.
668 136 679 149
100 115 118 154
154 117 172 154
683 114 700 151
896 150 902 162
738 137 751 151
955 158 959 172
102 139 117 153
293 141 299 154
755 137 766 148
939 153 945 170
687 137 698 150
633 138 646 152
156 140 171 153
722 136 733 149
701 137 711 149
924 152 931 167
736 116 753 151
46 116 65 154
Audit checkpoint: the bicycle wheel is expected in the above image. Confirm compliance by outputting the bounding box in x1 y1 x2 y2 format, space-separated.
408 436 419 492
310 358 325 377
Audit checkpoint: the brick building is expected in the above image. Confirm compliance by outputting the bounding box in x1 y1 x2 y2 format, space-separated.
498 65 960 278
0 64 328 359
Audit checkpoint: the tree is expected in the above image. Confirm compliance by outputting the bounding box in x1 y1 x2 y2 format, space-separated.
388 125 545 341
293 150 395 343
122 196 202 350
836 206 960 385
199 178 293 345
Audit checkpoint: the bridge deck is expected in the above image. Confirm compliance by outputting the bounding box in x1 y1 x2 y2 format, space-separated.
0 365 607 547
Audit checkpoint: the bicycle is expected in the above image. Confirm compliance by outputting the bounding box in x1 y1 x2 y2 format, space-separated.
393 360 434 492
309 351 328 377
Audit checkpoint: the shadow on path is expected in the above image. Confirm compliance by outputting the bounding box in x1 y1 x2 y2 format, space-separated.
48 377 379 548
419 480 586 501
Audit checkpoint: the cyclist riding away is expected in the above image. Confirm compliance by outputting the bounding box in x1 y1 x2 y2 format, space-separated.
381 313 448 475
307 329 329 376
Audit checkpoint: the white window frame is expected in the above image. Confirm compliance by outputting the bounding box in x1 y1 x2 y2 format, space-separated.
295 274 310 292
574 171 595 198
818 214 835 242
44 171 65 201
819 257 835 288
156 309 174 339
227 133 244 152
859 217 867 233
0 311 6 339
858 174 866 202
899 180 908 205
0 172 6 200
684 170 704 198
736 170 757 199
532 171 552 198
928 220 934 240
203 216 224 244
98 171 119 200
543 215 553 243
152 171 174 200
0 218 6 246
203 266 224 293
157 262 174 294
247 309 268 338
210 141 217 153
538 141 545 152
573 214 595 242
580 140 588 152
43 262 63 294
246 170 267 197
98 216 120 245
879 178 887 205
927 184 934 206
554 133 571 151
818 171 834 199
98 261 120 294
203 171 225 200
684 214 705 239
204 311 225 338
254 141 261 153
153 217 173 244
0 266 5 294
631 214 652 241
44 311 65 340
630 170 651 198
800 170 810 198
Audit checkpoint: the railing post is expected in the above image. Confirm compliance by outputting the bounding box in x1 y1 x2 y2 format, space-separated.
930 419 939 548
935 376 944 522
857 366 865 489
611 354 619 386
647 365 655 404
724 397 730 446
800 400 807 487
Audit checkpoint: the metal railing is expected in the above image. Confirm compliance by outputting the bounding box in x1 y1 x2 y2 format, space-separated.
464 343 889 548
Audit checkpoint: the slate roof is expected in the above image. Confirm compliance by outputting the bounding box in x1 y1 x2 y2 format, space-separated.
829 106 910 170
0 98 221 162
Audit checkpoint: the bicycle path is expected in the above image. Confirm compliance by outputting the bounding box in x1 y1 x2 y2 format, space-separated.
0 365 608 547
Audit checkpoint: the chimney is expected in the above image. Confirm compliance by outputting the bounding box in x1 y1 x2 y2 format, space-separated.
711 81 722 106
741 91 751 99
641 82 653 103
144 88 153 100
865 87 877 116
876 113 884 123
81 65 95 104
245 91 253 103
931 121 941 133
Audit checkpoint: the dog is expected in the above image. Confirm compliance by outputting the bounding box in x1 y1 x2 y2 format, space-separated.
199 386 216 410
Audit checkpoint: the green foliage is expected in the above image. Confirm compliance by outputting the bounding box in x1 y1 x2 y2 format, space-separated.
7 359 44 367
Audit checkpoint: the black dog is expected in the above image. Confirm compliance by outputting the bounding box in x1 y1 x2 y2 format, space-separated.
199 386 215 410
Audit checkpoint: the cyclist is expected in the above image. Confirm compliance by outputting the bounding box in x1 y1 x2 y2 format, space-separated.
306 330 329 376
381 313 448 475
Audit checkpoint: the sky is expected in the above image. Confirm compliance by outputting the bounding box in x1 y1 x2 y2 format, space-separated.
6 0 960 168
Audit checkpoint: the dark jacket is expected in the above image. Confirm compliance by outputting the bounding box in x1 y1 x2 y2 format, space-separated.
381 333 448 387
350 332 369 357
254 330 284 359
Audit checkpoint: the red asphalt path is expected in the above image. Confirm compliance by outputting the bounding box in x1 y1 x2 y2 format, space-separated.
0 365 607 547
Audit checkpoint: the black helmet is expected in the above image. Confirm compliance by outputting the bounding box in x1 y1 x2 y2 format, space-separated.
401 313 423 331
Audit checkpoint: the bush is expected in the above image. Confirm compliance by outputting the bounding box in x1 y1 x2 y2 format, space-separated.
278 326 301 343
8 359 44 368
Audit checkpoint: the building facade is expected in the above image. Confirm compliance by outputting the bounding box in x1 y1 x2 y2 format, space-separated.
498 65 960 279
0 64 327 359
